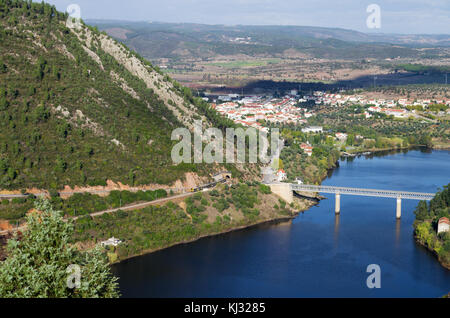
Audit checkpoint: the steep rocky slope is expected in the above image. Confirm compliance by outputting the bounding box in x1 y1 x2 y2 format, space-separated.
0 0 231 190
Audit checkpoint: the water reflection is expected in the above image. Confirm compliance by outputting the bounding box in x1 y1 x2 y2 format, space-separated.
340 146 428 163
395 219 401 248
334 214 340 246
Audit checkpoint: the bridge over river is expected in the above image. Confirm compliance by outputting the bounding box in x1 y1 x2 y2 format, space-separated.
269 183 435 219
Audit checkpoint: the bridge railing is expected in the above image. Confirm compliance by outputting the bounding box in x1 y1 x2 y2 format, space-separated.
290 184 435 200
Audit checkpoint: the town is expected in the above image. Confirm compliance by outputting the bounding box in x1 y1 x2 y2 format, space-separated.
210 90 450 128
206 90 449 160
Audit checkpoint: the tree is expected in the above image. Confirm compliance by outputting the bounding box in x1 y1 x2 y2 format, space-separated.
0 198 120 298
0 96 8 111
414 200 429 221
346 134 355 146
0 59 6 73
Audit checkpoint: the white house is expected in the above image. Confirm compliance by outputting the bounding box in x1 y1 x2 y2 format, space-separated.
100 237 122 247
300 143 313 157
276 169 287 182
438 217 450 234
301 126 323 133
335 133 348 141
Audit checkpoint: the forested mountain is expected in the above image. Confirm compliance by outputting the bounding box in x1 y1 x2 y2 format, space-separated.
90 21 450 61
0 0 231 190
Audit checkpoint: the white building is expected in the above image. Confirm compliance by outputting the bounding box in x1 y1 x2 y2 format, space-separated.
335 133 348 141
100 237 122 247
438 217 450 234
276 169 287 182
301 126 323 133
218 95 232 102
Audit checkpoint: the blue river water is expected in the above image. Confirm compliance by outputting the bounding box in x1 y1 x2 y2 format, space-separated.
112 149 450 297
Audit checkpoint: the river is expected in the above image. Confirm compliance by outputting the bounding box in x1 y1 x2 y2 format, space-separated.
112 149 450 297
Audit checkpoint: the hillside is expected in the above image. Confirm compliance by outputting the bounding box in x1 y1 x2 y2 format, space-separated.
0 0 236 191
90 21 450 62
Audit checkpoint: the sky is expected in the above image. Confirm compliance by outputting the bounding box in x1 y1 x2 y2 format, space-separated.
42 0 450 34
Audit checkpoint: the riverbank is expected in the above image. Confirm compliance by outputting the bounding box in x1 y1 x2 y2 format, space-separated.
344 139 450 157
347 144 434 156
412 183 450 271
71 182 321 264
414 237 450 271
432 144 450 150
0 182 321 265
111 197 319 264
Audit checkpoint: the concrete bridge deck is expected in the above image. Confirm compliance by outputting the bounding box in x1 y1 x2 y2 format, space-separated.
269 183 436 219
290 184 435 201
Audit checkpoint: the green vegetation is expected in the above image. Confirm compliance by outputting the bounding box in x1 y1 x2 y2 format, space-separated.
0 198 119 297
0 0 225 190
210 59 281 69
311 103 444 148
276 96 446 184
73 182 292 261
92 21 425 61
414 184 450 268
0 196 34 220
279 129 341 184
396 64 450 75
0 189 167 222
50 189 167 217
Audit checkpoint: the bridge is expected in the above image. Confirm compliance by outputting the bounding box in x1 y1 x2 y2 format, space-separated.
269 183 435 219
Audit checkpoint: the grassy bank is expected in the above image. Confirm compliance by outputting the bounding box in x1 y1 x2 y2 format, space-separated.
72 182 318 263
413 184 450 270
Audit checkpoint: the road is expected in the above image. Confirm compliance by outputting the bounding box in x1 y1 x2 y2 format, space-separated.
0 190 205 236
76 191 199 219
262 137 284 183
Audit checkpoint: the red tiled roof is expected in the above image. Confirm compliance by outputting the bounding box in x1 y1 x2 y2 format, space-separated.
439 217 450 225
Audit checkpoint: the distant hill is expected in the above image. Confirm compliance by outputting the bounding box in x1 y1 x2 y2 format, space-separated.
0 1 235 190
88 20 450 61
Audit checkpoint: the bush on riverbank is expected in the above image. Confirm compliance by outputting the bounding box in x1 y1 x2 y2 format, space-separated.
414 184 450 267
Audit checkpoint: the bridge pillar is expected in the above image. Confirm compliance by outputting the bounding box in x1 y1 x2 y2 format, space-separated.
269 183 293 204
396 197 402 219
335 193 341 214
